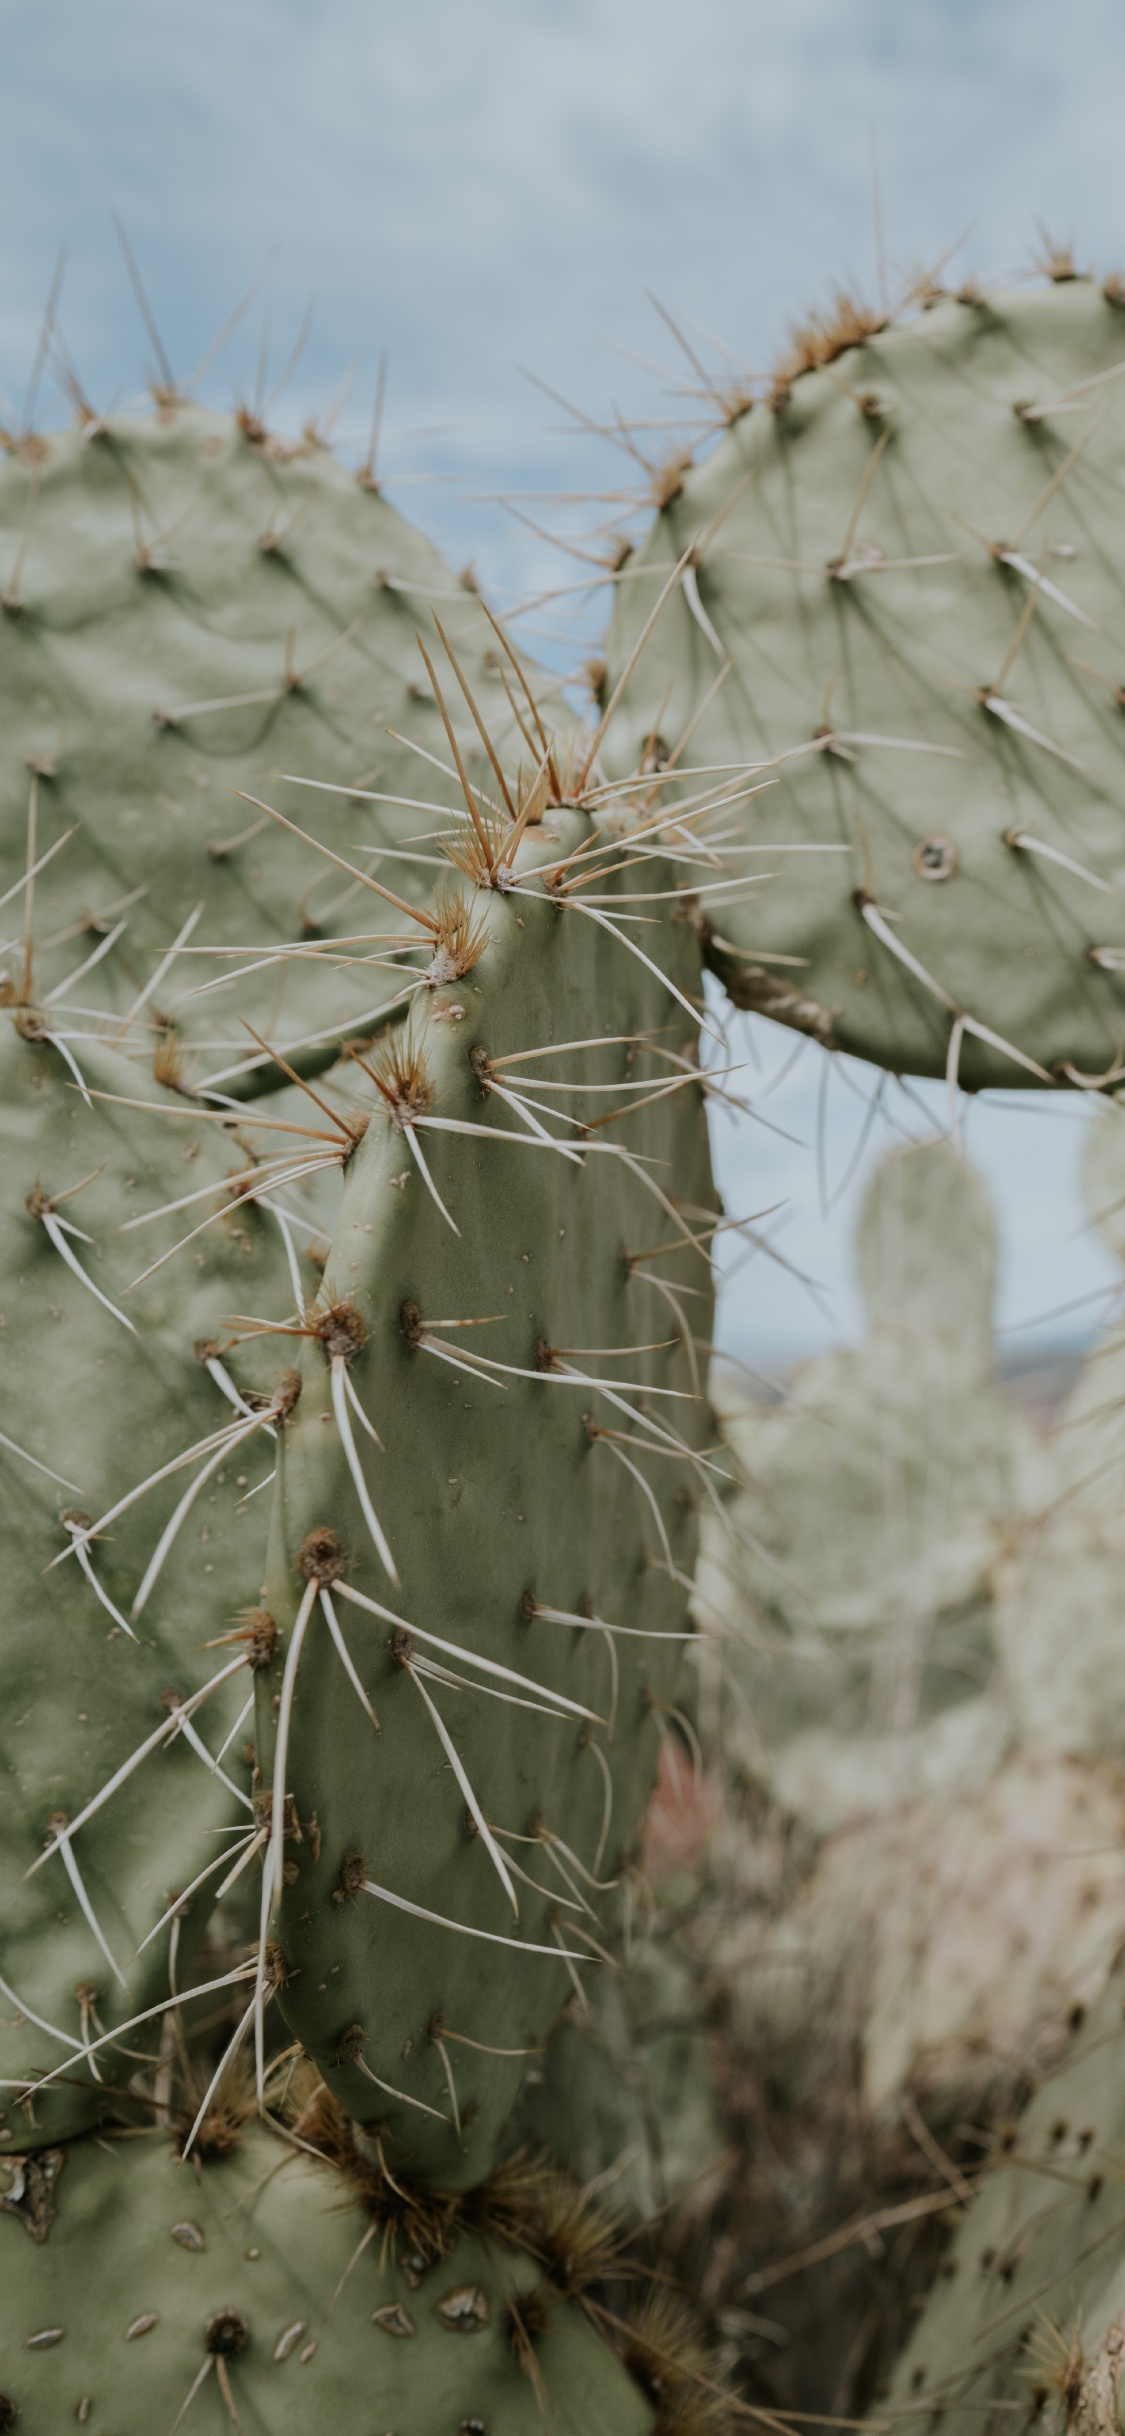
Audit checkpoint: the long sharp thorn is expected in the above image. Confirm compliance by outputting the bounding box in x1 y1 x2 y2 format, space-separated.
54 1836 127 1987
320 1587 381 1730
407 1666 519 1915
402 1123 460 1235
40 1210 136 1333
131 1416 265 1617
361 1880 588 1960
330 1358 398 1579
431 613 517 818
414 634 495 864
231 792 440 932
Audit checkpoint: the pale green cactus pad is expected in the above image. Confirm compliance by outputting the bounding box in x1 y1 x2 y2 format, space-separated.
254 802 716 2188
0 403 532 1096
712 1745 1125 2126
600 273 1125 1086
881 1953 1125 2422
0 1024 293 2152
0 2116 656 2434
697 1139 1045 1800
991 1093 1125 1757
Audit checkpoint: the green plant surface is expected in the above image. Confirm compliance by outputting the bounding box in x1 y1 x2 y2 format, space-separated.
0 403 534 1097
0 2120 655 2434
990 1096 1125 1760
696 1142 1046 1795
600 274 1125 1085
0 1023 293 2151
253 801 717 2188
879 1952 1125 2424
513 1915 727 2228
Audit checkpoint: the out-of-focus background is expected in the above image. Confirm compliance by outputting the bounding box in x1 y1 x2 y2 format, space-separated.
5 0 1125 1376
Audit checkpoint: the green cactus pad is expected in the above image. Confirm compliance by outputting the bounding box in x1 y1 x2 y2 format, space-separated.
601 274 1125 1085
255 804 716 2187
881 1954 1125 2420
0 1024 292 2149
0 404 533 1097
0 2118 655 2434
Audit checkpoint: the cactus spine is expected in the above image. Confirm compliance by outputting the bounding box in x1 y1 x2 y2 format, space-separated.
599 273 1125 1086
0 399 724 2428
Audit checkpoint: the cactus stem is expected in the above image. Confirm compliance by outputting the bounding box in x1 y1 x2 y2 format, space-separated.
521 888 721 1046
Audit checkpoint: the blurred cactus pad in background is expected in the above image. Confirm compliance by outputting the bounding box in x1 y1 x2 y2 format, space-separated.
7 246 1125 2431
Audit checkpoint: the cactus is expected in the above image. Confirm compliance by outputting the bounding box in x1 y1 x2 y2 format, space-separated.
599 271 1125 1086
0 1020 295 2151
990 1093 1125 1758
1 409 727 2423
255 797 715 2188
699 1137 1046 1824
0 402 530 1096
0 377 506 2137
522 1127 1125 2417
514 1913 727 2230
880 1953 1125 2424
0 2104 659 2432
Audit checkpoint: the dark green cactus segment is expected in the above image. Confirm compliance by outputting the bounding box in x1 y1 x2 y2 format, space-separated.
0 2123 655 2433
0 404 533 1093
256 808 716 2187
601 275 1125 1085
881 1959 1125 2419
0 1026 291 2149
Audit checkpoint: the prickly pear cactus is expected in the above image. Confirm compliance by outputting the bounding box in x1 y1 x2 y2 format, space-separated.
0 2112 656 2433
0 403 529 1094
601 272 1125 1085
992 1093 1125 1758
0 1023 293 2152
255 801 716 2187
698 1138 1045 1821
881 1952 1125 2424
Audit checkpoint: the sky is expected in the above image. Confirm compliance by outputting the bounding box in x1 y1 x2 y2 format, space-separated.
3 0 1125 1367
